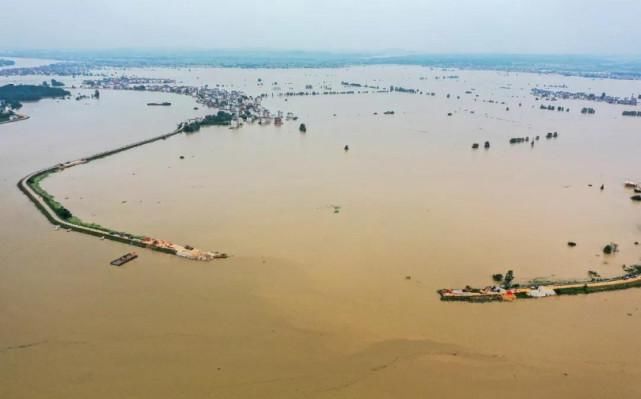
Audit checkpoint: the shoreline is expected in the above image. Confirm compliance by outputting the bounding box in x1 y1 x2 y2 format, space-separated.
17 126 227 261
0 113 30 125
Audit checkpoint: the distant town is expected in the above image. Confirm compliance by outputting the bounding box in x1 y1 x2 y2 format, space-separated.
0 62 96 77
531 87 639 106
82 76 282 128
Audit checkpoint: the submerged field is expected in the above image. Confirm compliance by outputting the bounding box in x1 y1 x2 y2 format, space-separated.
1 64 641 398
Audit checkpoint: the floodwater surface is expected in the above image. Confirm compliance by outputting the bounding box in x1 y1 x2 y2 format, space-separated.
1 64 641 398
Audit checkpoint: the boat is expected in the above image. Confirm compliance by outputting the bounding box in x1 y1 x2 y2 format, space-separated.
110 252 138 266
624 180 639 188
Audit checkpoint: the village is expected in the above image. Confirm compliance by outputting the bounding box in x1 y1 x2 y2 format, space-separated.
81 76 281 126
532 87 639 106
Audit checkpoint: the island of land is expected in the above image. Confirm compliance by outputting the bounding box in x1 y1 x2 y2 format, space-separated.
0 83 69 123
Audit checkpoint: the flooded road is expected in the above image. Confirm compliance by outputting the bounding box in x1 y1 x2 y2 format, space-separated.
1 65 641 398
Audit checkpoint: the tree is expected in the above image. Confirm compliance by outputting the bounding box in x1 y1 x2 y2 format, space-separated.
55 206 72 220
503 270 514 288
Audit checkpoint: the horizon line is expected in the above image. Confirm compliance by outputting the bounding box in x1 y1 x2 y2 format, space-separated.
2 48 641 59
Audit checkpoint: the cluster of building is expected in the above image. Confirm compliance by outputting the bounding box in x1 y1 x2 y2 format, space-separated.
532 88 639 106
82 77 277 126
82 76 175 89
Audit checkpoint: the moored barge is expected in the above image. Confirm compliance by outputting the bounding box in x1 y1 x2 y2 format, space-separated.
110 252 138 266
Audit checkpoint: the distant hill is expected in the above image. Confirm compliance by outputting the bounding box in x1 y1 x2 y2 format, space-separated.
0 59 15 67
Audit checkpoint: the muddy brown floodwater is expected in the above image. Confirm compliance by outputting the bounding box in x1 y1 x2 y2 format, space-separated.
1 64 641 398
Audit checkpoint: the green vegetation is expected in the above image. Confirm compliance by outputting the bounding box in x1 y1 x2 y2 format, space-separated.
200 111 233 126
50 79 65 87
390 85 418 94
491 270 515 288
183 111 233 132
0 110 14 122
1 99 22 110
183 122 199 133
28 172 73 220
0 59 14 67
539 104 567 112
622 110 641 117
0 84 70 102
26 170 142 238
603 242 618 254
581 107 596 114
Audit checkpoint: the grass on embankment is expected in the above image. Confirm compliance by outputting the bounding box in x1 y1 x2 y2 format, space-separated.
27 170 144 239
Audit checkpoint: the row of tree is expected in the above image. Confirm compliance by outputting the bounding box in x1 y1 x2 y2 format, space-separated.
622 110 641 117
581 107 596 114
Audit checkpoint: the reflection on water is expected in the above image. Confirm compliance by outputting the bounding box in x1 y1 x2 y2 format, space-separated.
1 65 641 398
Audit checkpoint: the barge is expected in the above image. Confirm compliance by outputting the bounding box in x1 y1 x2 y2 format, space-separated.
439 266 641 303
110 252 138 266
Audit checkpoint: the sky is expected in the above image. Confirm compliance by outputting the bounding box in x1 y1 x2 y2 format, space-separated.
2 0 641 55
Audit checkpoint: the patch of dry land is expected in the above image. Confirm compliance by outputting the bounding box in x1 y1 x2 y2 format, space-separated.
1 65 641 398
